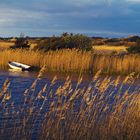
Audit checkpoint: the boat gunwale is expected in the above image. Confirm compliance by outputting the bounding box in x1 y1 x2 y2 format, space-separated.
8 61 31 70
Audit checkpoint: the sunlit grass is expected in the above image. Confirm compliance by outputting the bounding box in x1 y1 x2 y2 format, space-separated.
0 41 14 50
0 49 140 74
93 45 128 54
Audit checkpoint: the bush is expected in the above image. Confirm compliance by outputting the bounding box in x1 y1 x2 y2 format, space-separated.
127 39 140 53
34 33 92 52
10 34 30 49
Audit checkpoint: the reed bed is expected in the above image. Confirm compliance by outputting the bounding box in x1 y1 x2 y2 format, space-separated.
0 70 139 140
0 49 140 74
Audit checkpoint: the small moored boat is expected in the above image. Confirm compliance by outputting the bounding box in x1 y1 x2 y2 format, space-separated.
8 61 31 71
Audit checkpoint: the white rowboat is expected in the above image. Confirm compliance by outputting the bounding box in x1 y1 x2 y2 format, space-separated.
8 61 31 71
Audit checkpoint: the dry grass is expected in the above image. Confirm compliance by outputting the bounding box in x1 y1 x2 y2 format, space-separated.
0 49 140 74
93 45 128 54
0 49 91 72
0 41 15 50
0 71 139 140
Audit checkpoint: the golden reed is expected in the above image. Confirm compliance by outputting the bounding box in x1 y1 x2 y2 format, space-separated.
0 49 140 74
0 72 139 140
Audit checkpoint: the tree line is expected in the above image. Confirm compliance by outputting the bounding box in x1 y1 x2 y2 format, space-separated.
10 33 140 54
11 33 92 51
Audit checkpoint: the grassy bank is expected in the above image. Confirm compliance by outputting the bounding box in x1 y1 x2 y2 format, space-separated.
0 49 140 74
0 73 139 139
93 45 128 54
0 41 14 51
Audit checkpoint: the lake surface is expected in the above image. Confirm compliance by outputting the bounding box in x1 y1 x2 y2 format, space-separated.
0 70 92 103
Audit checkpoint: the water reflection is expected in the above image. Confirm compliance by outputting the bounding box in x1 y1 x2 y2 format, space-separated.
0 70 93 81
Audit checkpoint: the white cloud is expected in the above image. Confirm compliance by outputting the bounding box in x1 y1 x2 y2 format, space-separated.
126 0 140 3
66 0 113 7
0 6 47 27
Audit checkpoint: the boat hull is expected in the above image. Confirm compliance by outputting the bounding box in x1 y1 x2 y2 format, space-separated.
8 61 31 71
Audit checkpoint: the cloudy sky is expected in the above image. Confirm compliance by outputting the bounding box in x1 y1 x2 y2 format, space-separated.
0 0 140 37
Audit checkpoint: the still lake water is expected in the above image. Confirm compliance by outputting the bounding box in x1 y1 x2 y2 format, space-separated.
0 70 92 104
0 70 139 139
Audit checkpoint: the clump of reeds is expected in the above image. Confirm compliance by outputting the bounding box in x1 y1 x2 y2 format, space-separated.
0 72 139 140
0 49 140 74
39 72 140 140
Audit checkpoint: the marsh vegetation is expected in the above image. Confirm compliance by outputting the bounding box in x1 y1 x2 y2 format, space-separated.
0 34 139 140
0 49 140 74
0 70 139 140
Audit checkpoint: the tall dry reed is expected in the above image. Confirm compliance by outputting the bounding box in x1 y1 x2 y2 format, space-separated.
0 49 140 74
0 71 139 140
